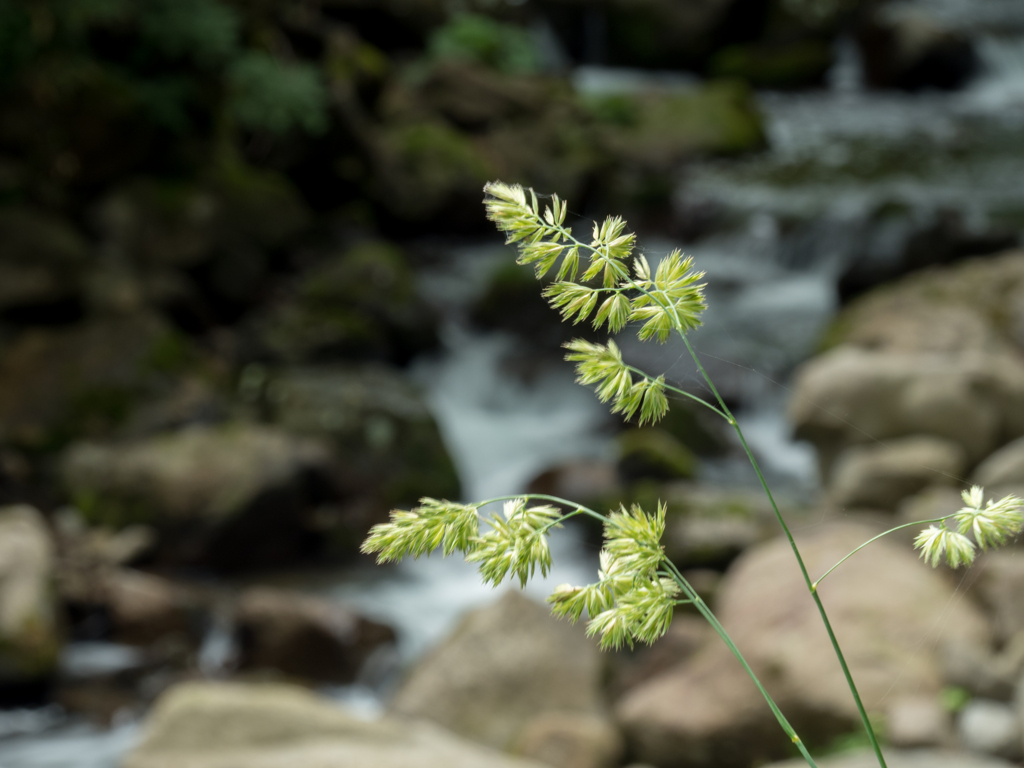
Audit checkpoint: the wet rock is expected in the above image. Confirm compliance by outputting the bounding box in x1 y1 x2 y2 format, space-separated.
766 748 1017 767
974 436 1024 487
392 591 611 753
0 206 89 317
235 586 395 684
60 423 336 571
253 240 438 366
886 694 950 749
514 712 624 768
959 699 1021 760
0 505 62 694
0 314 195 450
858 6 978 91
828 436 966 511
617 523 991 767
264 365 459 551
123 681 547 768
789 346 1024 477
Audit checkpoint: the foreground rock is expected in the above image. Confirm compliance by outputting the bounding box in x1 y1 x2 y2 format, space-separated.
393 591 619 764
828 436 966 511
617 523 991 768
61 424 335 570
767 748 1016 768
123 681 547 768
0 506 61 695
236 587 395 683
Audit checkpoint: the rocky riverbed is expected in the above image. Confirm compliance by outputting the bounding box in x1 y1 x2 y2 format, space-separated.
4 0 1024 766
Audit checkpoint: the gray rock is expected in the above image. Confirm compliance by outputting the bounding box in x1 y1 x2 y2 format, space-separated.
617 523 991 767
513 712 624 768
958 699 1021 760
975 436 1024 487
766 748 1016 767
392 591 613 755
789 346 1024 475
885 694 949 749
61 423 334 570
0 505 61 685
122 681 546 768
828 436 966 511
236 586 395 684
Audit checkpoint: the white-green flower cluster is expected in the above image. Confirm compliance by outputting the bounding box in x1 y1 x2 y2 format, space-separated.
564 339 668 425
914 486 1024 568
549 503 678 650
362 497 563 588
483 180 706 348
361 497 480 561
467 499 561 587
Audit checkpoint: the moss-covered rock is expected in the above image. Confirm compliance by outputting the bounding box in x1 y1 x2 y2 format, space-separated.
256 240 438 365
0 313 206 451
617 428 698 483
263 365 460 553
0 206 90 315
0 505 61 689
60 423 335 570
592 80 766 168
710 40 833 89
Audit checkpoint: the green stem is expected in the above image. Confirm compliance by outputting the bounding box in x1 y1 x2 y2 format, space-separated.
665 561 818 768
671 331 889 768
474 493 608 525
549 218 886 766
813 514 957 590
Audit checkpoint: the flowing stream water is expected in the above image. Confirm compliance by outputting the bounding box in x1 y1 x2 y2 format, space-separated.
4 5 1024 763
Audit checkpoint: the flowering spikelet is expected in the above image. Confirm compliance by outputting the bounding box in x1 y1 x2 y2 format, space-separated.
548 551 633 623
630 251 707 341
954 485 1024 550
563 339 669 426
467 499 561 587
361 498 480 562
914 524 977 568
602 502 667 579
586 575 680 649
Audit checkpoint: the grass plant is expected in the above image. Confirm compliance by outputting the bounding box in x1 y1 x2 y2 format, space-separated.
363 182 1024 767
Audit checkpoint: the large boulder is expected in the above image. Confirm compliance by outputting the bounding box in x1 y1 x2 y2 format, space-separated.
767 748 1016 768
617 523 991 768
0 505 62 691
789 346 1024 477
857 5 978 91
0 314 196 450
974 436 1024 487
263 365 460 551
122 681 548 768
235 586 395 683
61 424 336 570
392 591 615 758
828 436 967 511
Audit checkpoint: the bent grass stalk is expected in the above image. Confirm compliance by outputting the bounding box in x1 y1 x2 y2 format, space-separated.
362 183 1024 768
